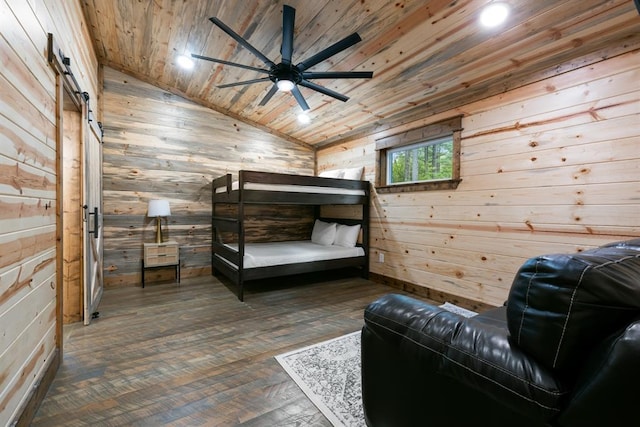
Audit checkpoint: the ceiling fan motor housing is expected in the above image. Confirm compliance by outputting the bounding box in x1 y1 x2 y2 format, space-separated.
270 63 302 86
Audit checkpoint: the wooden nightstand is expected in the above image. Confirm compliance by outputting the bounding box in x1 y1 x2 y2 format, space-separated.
142 241 180 287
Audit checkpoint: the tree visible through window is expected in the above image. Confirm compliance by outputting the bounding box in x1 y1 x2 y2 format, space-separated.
387 136 453 184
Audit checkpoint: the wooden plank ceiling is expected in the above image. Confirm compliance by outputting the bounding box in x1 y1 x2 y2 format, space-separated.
81 0 640 148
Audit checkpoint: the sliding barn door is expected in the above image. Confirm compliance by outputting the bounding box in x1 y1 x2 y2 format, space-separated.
83 118 103 325
48 33 104 327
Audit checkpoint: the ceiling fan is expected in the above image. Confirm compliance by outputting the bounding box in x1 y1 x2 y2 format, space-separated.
192 4 373 112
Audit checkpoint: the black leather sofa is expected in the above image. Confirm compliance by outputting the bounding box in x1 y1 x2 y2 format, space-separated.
361 239 640 426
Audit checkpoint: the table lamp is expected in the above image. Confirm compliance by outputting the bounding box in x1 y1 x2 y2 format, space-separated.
147 199 171 243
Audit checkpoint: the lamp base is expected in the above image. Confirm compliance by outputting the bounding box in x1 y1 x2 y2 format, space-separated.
155 216 162 243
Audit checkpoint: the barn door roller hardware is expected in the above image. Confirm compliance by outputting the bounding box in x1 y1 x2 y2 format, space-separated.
47 33 103 138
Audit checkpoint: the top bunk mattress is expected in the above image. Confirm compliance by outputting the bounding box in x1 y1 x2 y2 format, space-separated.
214 180 366 196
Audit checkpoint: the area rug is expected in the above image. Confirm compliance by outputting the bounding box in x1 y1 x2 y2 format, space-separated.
275 302 477 426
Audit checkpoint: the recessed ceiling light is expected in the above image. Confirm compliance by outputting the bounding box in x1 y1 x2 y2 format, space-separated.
479 2 510 28
177 54 194 70
297 112 311 124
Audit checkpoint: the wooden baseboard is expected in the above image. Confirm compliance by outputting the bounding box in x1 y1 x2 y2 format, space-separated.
15 349 60 427
104 266 212 288
368 272 498 313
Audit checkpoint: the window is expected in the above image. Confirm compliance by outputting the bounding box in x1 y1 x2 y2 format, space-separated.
376 116 462 193
387 136 453 184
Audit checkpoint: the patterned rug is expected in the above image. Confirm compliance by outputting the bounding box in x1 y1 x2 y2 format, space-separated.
275 302 477 426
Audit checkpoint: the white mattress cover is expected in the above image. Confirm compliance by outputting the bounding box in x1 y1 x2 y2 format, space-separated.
222 240 365 268
215 180 365 196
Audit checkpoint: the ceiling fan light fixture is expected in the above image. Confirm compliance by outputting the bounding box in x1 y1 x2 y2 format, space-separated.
276 79 295 91
480 2 510 28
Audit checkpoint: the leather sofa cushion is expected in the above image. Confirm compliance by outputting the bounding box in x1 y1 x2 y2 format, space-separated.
507 239 640 373
556 317 640 425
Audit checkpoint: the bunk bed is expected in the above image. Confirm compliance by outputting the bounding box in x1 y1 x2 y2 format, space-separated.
211 169 370 301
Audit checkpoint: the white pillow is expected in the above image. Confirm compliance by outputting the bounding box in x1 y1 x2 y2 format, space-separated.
333 224 361 247
318 169 344 178
342 167 364 180
311 220 337 246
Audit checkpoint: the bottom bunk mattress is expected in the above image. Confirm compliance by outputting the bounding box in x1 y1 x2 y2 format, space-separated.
223 240 365 268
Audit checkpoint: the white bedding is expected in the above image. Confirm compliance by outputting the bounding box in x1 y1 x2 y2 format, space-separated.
215 181 365 196
222 240 365 268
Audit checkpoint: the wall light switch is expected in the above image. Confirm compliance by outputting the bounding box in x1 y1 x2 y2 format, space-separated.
378 252 384 263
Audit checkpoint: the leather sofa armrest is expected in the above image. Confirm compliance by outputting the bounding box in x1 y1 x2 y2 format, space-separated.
363 293 467 359
363 294 565 423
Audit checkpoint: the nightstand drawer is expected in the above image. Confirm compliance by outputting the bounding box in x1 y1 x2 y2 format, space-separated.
144 243 178 266
145 253 178 267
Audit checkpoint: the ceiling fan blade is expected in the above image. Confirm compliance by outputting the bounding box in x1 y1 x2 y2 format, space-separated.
296 33 362 72
209 16 276 68
191 54 269 73
218 77 272 88
299 80 349 102
281 5 295 65
259 84 279 106
302 71 373 79
291 86 310 111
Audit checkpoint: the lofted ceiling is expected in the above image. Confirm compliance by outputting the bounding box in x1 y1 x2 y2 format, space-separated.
81 0 640 148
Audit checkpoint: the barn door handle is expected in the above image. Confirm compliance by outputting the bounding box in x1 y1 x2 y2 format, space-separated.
84 205 99 239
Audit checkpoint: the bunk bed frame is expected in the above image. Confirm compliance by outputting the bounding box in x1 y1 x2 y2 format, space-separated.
211 170 370 301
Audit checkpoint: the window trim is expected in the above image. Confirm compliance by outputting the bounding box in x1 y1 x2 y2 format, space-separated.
375 116 462 193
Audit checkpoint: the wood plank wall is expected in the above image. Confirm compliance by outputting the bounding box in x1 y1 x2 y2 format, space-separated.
318 49 640 307
0 0 99 424
101 67 315 287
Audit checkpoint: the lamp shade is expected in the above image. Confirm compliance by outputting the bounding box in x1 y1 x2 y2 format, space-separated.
147 199 171 217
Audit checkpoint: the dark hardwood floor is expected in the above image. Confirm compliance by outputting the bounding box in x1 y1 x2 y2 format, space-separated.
31 273 426 426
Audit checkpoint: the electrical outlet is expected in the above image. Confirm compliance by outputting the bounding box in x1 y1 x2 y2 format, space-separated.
378 252 384 263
